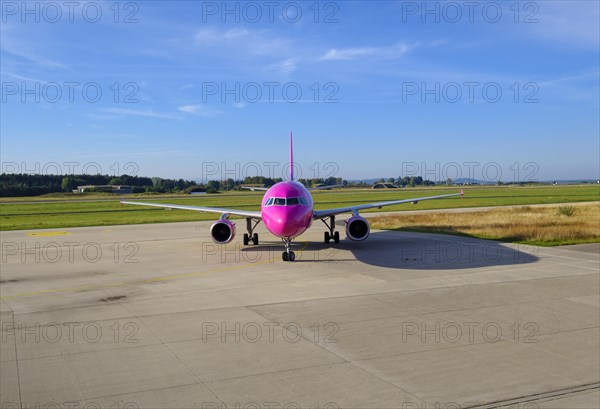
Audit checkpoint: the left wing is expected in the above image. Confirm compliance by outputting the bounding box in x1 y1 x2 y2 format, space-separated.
313 191 463 220
121 201 262 219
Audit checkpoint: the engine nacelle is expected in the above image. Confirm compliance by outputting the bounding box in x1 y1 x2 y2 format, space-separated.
210 220 236 244
345 215 370 241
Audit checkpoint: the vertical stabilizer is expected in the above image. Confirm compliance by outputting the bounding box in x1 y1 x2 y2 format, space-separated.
289 131 294 181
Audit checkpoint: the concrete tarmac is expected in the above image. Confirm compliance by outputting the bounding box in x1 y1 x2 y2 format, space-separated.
1 220 598 408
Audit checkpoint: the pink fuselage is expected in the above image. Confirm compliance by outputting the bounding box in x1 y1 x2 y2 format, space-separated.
261 181 314 239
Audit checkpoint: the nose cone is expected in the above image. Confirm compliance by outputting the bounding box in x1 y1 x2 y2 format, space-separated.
263 206 312 238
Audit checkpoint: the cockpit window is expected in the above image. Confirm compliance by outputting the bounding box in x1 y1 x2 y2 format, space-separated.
265 196 308 206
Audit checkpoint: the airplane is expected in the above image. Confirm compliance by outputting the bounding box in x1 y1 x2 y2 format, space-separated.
121 133 464 262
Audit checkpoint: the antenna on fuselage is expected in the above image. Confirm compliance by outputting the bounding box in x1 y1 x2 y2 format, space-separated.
289 131 294 181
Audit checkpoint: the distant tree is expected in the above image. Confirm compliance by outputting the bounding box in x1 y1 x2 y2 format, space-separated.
222 178 235 190
325 176 337 185
206 180 221 192
61 176 76 192
151 177 163 188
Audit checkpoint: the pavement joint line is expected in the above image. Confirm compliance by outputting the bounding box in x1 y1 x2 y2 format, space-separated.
468 382 600 408
247 306 431 403
0 339 170 363
349 332 599 367
202 360 350 384
66 381 208 407
3 325 598 365
223 271 598 312
116 299 221 401
10 303 24 408
0 241 312 300
0 258 274 301
4 269 597 318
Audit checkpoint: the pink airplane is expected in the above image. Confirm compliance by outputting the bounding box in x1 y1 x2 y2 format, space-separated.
122 133 463 262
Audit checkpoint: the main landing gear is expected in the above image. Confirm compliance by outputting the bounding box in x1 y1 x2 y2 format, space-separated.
321 215 340 244
243 218 260 246
282 238 295 262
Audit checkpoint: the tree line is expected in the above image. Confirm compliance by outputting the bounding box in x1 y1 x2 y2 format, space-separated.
0 174 347 196
379 176 436 187
1 173 442 197
0 174 197 197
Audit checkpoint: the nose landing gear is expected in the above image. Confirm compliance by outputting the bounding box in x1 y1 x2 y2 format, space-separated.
282 238 296 262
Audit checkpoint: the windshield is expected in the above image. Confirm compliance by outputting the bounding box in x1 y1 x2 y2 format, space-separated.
265 197 307 206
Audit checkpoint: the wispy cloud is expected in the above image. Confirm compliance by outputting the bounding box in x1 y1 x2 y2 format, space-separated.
195 28 250 45
194 27 291 56
1 71 47 83
319 43 414 61
531 2 599 49
178 105 222 117
268 58 298 76
1 45 67 69
100 108 181 120
223 28 250 39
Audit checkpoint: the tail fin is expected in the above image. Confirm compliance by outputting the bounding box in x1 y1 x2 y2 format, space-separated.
289 131 294 181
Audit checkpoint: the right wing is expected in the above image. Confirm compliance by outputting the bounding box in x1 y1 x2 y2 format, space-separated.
308 184 344 191
313 191 463 220
121 201 262 219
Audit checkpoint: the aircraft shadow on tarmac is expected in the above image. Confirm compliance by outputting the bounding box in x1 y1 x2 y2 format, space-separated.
240 231 539 269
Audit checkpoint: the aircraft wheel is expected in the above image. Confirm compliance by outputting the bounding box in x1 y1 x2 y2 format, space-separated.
243 233 249 246
282 251 289 261
324 231 330 243
252 233 259 245
333 231 340 243
289 251 296 261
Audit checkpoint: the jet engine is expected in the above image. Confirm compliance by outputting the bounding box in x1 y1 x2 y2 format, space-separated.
345 215 370 241
210 220 236 244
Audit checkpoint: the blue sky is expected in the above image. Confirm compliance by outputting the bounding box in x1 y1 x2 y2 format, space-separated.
1 1 598 182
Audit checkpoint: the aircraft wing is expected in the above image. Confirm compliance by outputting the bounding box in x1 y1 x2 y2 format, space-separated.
242 185 343 191
312 191 463 220
308 184 344 191
121 201 262 219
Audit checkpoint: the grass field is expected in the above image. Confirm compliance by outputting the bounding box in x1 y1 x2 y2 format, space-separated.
371 203 600 246
1 185 599 236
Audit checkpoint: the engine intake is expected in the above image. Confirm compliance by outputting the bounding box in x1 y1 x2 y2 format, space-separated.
345 215 370 241
210 220 236 244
